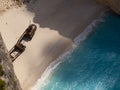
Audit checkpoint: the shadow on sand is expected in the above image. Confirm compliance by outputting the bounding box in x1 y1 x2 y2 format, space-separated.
24 0 104 40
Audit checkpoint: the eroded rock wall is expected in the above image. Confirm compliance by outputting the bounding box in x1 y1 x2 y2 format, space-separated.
97 0 120 15
0 34 21 90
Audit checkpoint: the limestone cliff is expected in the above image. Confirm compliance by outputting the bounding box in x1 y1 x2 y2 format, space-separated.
0 34 21 90
97 0 120 15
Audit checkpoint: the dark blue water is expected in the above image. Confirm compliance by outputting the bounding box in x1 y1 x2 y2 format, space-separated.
40 12 120 90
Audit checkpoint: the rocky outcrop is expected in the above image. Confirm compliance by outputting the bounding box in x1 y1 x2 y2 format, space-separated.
0 34 21 90
97 0 120 15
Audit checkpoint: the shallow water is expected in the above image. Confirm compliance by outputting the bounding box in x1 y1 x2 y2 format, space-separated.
38 12 120 90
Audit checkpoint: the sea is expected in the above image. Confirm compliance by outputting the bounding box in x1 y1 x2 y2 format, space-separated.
32 11 120 90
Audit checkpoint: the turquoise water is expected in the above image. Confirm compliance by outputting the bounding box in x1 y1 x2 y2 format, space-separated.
40 12 120 90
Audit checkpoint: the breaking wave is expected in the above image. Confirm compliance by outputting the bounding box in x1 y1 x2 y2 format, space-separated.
31 10 108 90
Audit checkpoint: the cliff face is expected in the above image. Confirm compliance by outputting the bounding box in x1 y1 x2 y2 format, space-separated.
97 0 120 15
0 34 21 90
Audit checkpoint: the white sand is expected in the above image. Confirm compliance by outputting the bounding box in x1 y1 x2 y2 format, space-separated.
0 0 106 90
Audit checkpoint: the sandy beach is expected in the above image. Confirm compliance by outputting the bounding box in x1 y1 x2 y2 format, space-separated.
0 0 106 90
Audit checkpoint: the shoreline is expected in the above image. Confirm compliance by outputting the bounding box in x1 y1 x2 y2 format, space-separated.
0 0 106 90
32 8 108 90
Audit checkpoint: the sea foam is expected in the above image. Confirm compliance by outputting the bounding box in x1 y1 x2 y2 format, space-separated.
31 10 107 90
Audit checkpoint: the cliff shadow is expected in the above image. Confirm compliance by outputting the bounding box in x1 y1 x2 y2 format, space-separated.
24 0 104 40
